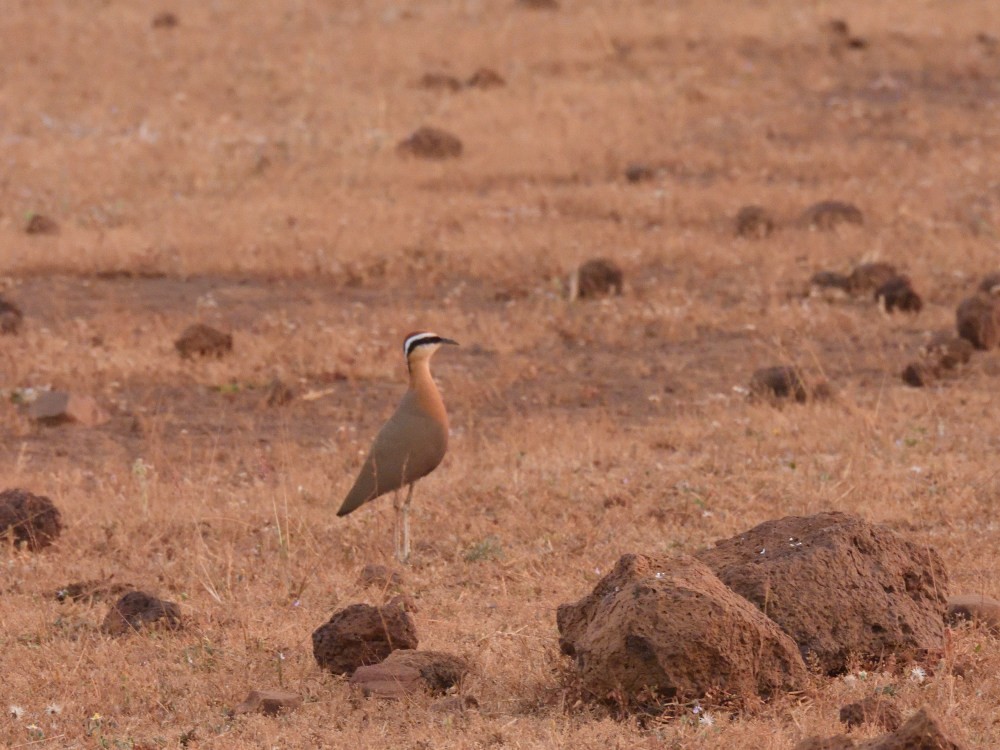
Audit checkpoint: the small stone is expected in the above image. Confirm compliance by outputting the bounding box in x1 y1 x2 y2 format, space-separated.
956 294 1000 349
101 591 182 636
570 258 624 300
359 563 404 589
151 11 179 28
749 365 808 403
901 362 938 388
0 296 23 334
735 205 775 239
979 271 1000 295
802 200 864 230
175 323 233 358
27 391 111 427
839 695 903 732
233 689 302 716
946 594 1000 633
312 596 418 675
875 275 922 313
921 332 973 370
418 72 463 91
350 649 471 698
397 126 463 160
466 68 505 89
25 213 59 235
517 0 559 8
624 163 655 183
0 488 63 551
847 263 898 294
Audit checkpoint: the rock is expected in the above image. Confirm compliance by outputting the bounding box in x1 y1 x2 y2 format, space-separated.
151 11 179 28
418 72 463 91
556 553 809 707
875 275 922 313
25 213 59 235
466 68 505 89
865 707 964 750
175 323 233 358
794 737 857 750
350 650 471 698
28 391 110 427
956 294 1000 350
396 126 463 160
101 590 182 636
0 296 23 334
749 365 807 403
945 594 1000 633
233 689 302 716
847 263 898 295
840 695 903 731
312 596 418 675
979 271 1000 295
349 661 422 698
263 379 294 407
569 258 624 300
696 512 949 674
901 361 938 388
624 163 656 183
359 563 404 589
517 0 559 8
0 488 63 551
735 205 775 239
54 578 133 604
921 333 973 370
802 200 864 230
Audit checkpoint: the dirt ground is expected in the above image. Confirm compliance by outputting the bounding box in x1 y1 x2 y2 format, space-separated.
3 0 1000 747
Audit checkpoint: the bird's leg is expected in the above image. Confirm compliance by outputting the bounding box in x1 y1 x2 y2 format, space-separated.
400 483 415 564
392 490 403 563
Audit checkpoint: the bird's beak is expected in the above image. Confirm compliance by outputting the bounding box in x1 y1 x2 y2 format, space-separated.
440 337 459 346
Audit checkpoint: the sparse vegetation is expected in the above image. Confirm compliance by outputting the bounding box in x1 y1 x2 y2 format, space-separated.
2 1 1000 747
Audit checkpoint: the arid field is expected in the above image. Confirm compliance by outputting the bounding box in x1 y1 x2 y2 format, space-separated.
3 1 1000 747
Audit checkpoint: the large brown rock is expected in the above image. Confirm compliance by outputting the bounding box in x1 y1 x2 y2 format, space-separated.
101 590 182 635
956 294 1000 350
349 650 471 698
797 708 964 750
556 553 809 707
396 126 463 159
570 258 624 300
864 708 965 750
0 488 63 550
312 596 418 675
696 512 948 674
802 200 864 230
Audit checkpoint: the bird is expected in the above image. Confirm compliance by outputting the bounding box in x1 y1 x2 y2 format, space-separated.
337 331 458 563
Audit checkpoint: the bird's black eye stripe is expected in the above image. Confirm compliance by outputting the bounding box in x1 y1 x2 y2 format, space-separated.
405 335 443 357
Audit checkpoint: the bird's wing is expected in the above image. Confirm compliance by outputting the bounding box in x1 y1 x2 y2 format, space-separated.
336 408 447 516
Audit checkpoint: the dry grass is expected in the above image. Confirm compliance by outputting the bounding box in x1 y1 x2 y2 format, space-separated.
3 0 1000 747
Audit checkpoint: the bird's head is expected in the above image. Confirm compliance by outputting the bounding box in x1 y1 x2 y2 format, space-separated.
403 331 459 370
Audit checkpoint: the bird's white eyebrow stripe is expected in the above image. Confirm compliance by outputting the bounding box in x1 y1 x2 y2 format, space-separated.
404 333 441 356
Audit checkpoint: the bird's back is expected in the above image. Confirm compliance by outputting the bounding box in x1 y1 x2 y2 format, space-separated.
337 390 449 516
